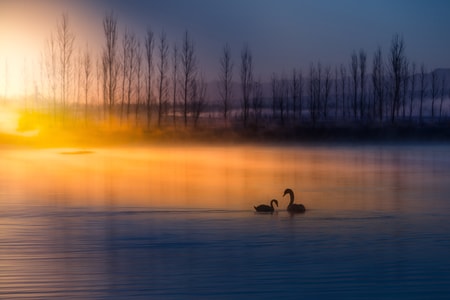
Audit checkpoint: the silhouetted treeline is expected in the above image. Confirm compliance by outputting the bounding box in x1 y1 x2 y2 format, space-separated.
4 12 450 134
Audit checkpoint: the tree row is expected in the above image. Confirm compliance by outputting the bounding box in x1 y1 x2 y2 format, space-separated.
8 12 449 131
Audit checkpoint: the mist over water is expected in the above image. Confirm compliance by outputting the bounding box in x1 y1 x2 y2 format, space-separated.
1 144 450 299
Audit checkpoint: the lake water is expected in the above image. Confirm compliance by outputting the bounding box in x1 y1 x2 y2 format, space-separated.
1 143 450 299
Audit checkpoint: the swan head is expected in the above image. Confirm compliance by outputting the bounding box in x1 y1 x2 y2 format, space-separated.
283 188 293 197
271 199 279 207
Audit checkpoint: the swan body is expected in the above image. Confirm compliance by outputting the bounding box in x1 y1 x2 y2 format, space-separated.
254 199 279 213
284 188 306 213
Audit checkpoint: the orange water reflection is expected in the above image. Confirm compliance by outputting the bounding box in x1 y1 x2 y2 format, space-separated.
1 145 446 212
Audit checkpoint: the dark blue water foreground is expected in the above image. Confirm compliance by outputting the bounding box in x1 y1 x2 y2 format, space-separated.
1 144 450 299
1 207 450 299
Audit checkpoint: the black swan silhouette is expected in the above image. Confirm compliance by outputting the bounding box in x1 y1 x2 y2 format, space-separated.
254 199 279 213
284 188 306 213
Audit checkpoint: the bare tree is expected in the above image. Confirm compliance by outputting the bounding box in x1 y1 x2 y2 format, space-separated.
106 29 141 126
298 69 304 121
271 73 289 125
135 40 143 126
144 28 155 128
120 29 130 123
409 62 416 121
181 30 196 127
56 12 75 122
82 44 91 125
240 44 253 127
191 74 207 127
316 62 322 119
448 84 450 120
171 43 178 126
308 63 320 125
350 51 358 120
44 33 58 121
157 31 169 127
96 57 104 118
439 75 446 120
323 65 332 119
359 49 366 120
102 11 119 123
448 88 450 120
340 64 347 120
372 46 384 122
271 73 279 120
430 70 438 120
419 64 427 123
74 49 82 116
279 74 288 126
126 32 137 123
102 52 108 114
252 79 263 126
401 58 409 119
291 68 300 121
218 43 233 124
389 34 405 123
334 66 339 120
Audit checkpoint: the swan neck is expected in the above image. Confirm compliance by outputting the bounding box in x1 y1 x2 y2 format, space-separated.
288 191 294 205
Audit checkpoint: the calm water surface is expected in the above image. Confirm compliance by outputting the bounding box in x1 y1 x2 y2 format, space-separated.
1 144 450 299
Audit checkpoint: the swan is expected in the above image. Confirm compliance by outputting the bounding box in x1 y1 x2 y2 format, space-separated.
254 199 279 213
283 188 306 213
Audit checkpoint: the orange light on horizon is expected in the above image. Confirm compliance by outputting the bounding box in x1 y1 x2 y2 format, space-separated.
0 106 39 137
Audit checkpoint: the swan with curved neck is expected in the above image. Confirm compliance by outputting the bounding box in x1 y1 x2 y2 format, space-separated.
284 188 306 213
254 199 279 213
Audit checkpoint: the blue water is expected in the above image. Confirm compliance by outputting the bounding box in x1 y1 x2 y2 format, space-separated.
1 144 450 299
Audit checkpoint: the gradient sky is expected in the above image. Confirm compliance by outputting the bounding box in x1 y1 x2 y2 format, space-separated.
1 0 449 95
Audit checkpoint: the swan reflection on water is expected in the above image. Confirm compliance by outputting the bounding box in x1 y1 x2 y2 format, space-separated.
254 199 278 213
284 188 306 213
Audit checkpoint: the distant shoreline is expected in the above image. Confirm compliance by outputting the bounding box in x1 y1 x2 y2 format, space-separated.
2 121 450 148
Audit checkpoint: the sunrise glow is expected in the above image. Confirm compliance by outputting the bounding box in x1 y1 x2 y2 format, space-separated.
0 1 103 99
0 106 39 137
1 1 450 299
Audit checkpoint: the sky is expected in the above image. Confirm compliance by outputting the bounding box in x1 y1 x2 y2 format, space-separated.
0 0 449 96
